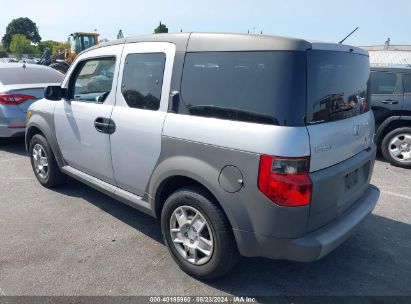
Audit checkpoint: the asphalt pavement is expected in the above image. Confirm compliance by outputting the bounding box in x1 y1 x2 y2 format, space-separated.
0 137 410 296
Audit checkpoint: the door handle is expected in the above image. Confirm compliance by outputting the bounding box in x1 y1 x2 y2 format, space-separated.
94 117 116 134
380 99 399 104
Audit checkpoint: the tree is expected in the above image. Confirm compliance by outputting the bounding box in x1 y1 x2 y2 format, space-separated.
51 41 70 55
154 22 168 34
0 44 7 57
2 17 41 50
9 34 35 56
37 40 69 56
37 40 59 55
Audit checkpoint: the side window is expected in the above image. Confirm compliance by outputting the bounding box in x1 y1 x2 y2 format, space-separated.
370 72 397 94
121 53 166 110
403 74 411 94
70 57 116 102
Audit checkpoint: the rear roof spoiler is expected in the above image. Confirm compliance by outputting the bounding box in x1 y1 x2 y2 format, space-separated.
310 42 368 56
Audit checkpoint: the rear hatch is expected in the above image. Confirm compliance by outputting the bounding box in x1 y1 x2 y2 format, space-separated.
305 47 375 231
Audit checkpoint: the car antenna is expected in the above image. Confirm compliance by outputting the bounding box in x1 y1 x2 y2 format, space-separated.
339 27 359 44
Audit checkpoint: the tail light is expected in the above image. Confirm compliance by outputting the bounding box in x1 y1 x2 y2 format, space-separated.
258 155 312 207
363 99 369 111
0 94 36 105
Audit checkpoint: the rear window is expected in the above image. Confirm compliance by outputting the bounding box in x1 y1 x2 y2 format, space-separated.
0 66 64 85
307 50 370 124
179 51 306 126
370 72 397 94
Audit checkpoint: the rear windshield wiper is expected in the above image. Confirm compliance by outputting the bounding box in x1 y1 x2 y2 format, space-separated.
187 105 279 125
329 103 356 116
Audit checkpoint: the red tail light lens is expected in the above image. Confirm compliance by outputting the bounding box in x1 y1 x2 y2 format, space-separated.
363 99 369 111
258 155 312 207
0 94 36 105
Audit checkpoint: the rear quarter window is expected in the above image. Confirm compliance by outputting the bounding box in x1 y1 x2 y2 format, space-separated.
179 51 306 126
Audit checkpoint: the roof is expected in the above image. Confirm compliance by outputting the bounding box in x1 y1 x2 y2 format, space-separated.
83 32 364 55
365 50 411 67
371 66 411 73
361 45 411 51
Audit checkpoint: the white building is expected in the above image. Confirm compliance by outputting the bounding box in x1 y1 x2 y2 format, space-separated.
360 39 411 67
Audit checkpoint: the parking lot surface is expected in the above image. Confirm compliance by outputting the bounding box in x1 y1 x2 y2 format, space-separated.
0 137 410 296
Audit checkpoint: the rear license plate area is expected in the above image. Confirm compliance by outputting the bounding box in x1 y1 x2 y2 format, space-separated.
345 169 359 190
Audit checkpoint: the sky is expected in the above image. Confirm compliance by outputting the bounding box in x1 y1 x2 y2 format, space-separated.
0 0 410 46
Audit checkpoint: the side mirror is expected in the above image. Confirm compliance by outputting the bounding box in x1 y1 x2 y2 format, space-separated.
44 86 65 101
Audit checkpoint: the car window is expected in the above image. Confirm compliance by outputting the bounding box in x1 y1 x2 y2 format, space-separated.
403 74 411 94
179 51 307 126
370 72 397 94
121 53 166 110
307 50 370 124
71 57 116 102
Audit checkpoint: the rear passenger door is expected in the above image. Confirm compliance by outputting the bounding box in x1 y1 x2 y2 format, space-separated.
110 42 175 197
370 71 403 127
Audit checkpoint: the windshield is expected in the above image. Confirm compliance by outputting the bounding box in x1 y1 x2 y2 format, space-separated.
306 50 370 124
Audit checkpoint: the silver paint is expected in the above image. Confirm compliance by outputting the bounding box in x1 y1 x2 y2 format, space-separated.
110 42 176 196
54 44 124 185
307 111 375 172
162 113 311 157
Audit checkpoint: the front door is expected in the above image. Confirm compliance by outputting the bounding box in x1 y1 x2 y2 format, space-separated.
110 42 175 196
54 45 123 184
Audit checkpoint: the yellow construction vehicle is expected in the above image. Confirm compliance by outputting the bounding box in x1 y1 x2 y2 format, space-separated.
38 32 99 74
67 32 99 61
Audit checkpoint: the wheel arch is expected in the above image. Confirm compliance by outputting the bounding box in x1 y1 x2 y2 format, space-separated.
375 116 411 145
26 115 65 168
148 157 237 230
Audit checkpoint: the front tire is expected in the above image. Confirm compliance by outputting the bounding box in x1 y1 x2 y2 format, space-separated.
381 127 411 169
29 134 66 187
161 186 239 280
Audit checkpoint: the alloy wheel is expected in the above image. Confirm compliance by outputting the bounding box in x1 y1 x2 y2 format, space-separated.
169 206 214 265
388 133 411 164
32 144 49 179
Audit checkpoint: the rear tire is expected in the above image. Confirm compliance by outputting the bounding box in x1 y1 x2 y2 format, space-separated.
161 186 240 280
381 127 411 169
29 134 66 187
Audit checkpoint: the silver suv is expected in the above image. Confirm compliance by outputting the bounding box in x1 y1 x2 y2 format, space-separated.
26 33 380 279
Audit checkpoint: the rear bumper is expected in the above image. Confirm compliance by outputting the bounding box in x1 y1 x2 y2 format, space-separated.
0 125 26 138
233 184 380 262
0 108 26 138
